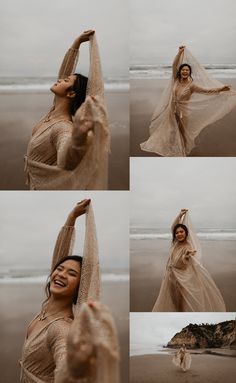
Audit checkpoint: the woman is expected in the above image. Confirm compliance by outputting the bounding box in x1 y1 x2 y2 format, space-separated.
141 46 236 156
172 344 191 372
152 209 226 312
25 31 110 190
20 200 120 383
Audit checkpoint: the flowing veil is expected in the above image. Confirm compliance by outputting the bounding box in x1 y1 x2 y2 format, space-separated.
142 48 236 156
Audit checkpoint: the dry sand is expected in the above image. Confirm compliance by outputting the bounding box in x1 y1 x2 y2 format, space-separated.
0 280 129 383
130 239 236 312
0 89 129 190
130 78 236 157
130 353 236 383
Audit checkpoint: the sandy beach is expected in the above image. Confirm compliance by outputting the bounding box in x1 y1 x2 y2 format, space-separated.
130 78 236 157
0 89 129 190
130 353 236 383
130 238 236 312
0 279 129 383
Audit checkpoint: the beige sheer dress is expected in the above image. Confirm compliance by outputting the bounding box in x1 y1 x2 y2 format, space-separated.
141 48 236 156
152 212 226 312
25 36 109 190
172 347 191 371
20 205 120 383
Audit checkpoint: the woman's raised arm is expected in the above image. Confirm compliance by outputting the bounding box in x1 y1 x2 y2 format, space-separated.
58 30 95 79
172 46 185 79
171 209 188 232
51 200 90 270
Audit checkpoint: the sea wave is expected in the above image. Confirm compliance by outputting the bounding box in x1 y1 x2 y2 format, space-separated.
0 272 129 284
130 231 236 241
0 77 129 93
130 344 171 357
130 64 236 79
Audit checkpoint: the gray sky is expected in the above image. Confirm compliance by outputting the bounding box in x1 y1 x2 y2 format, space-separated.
0 191 129 271
0 0 128 77
130 313 236 347
131 158 236 229
131 0 236 64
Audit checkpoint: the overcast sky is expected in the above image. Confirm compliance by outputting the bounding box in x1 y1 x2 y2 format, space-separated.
0 0 128 77
130 312 236 347
131 158 236 229
131 0 236 65
0 191 129 271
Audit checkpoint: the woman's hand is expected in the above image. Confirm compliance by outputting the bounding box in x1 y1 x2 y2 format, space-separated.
71 199 91 218
72 30 95 49
178 46 185 53
220 85 231 92
180 208 188 217
186 250 196 257
65 200 91 226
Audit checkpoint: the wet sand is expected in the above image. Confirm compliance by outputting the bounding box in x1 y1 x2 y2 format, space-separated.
130 239 236 312
130 78 236 157
130 353 236 383
0 89 129 190
0 280 129 383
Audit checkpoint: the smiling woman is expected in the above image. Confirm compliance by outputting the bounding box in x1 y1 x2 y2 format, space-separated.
19 200 120 383
152 209 226 312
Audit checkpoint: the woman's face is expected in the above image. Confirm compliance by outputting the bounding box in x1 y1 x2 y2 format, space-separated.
175 227 187 242
50 75 77 97
50 259 81 301
180 66 190 80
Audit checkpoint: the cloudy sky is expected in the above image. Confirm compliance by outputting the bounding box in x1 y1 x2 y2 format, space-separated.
131 157 236 229
130 312 236 347
0 191 129 271
131 0 236 65
0 0 128 77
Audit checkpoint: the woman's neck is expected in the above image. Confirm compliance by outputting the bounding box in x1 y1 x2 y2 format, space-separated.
43 296 73 317
47 96 72 121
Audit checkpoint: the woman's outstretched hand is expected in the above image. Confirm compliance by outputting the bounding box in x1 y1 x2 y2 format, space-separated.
180 208 188 216
65 200 91 226
71 30 95 49
179 46 185 53
71 199 91 217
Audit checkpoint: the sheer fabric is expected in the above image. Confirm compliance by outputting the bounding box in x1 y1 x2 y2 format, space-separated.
172 347 191 371
141 48 236 156
56 303 120 383
152 211 226 311
20 204 120 382
25 34 110 190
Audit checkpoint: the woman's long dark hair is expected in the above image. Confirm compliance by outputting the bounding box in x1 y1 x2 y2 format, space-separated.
70 73 88 115
176 63 193 80
172 223 189 243
44 255 83 305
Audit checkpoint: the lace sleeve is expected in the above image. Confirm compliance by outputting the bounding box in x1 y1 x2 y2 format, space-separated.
172 50 183 79
51 225 75 271
191 83 221 95
58 48 79 79
51 121 90 171
47 320 72 380
171 211 182 233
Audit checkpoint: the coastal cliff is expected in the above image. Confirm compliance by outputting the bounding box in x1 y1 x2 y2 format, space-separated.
167 320 236 349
